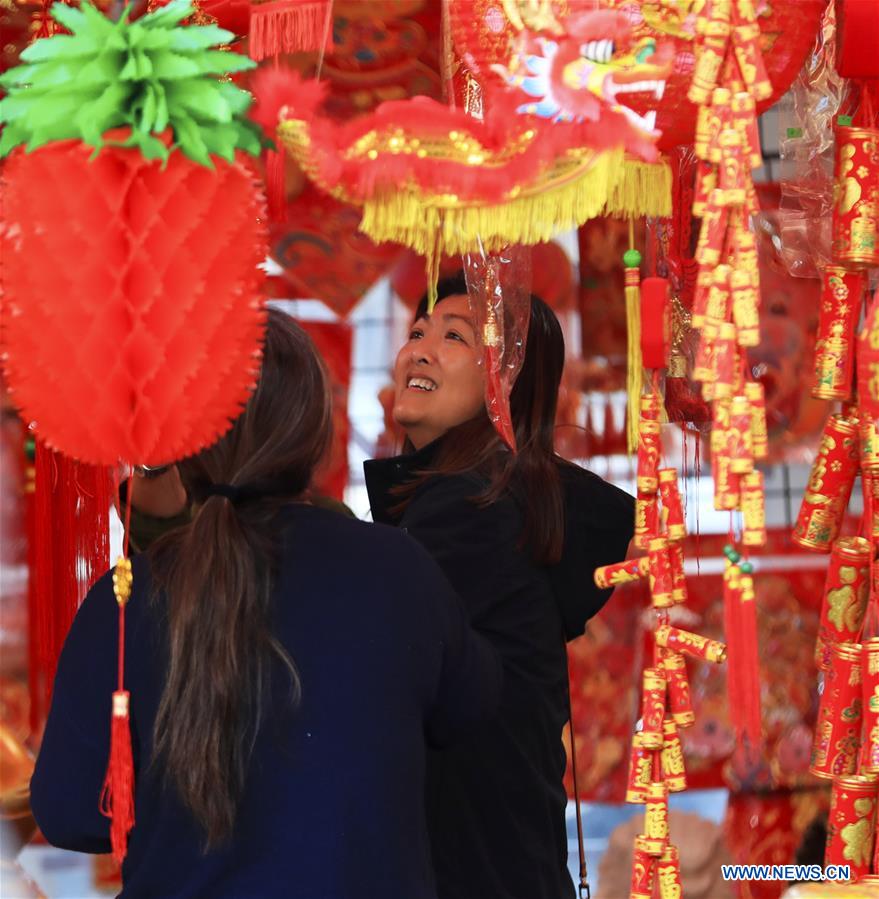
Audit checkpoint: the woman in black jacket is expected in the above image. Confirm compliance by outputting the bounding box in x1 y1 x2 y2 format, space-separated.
364 274 634 899
31 310 501 898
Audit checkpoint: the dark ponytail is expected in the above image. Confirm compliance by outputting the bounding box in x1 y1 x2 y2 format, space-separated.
150 309 332 846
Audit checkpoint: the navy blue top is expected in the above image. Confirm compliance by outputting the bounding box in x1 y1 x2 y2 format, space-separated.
31 504 502 898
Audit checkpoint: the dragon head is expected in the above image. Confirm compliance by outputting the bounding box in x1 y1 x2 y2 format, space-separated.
497 9 675 145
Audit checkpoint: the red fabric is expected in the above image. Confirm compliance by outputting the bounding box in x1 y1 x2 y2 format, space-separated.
298 320 352 501
836 0 879 80
269 186 402 316
640 277 670 369
0 133 268 466
724 791 830 899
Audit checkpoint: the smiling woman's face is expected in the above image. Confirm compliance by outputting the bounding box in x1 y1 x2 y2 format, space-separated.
392 294 486 449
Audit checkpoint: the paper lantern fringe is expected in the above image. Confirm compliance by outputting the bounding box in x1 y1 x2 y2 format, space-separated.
249 0 330 61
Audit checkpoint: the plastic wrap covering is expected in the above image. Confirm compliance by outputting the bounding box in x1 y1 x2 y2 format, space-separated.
777 1 851 279
462 245 531 451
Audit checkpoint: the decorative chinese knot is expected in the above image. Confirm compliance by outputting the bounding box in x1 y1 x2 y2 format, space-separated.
594 398 728 898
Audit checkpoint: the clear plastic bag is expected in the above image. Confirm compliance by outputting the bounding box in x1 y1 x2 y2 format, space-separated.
462 243 531 451
777 1 851 278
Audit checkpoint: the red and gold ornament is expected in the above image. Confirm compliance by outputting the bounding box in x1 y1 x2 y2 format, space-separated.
811 642 864 780
794 413 860 554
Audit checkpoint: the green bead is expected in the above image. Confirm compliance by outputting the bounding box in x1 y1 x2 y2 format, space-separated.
723 544 734 558
729 551 741 564
24 437 35 463
740 562 754 574
623 249 642 268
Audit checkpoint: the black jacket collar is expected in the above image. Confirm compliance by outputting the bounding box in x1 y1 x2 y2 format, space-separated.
363 437 445 526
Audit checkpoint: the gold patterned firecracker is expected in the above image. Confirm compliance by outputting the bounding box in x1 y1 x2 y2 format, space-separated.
832 127 879 268
655 624 727 664
811 642 864 780
640 667 667 750
727 394 755 475
712 449 740 512
648 538 674 609
660 717 687 793
656 843 682 899
594 556 650 590
637 419 662 495
643 781 669 855
658 469 686 541
668 541 688 605
813 267 864 401
815 537 871 671
742 470 766 547
860 420 879 473
861 639 879 774
630 836 657 899
825 774 877 880
625 732 656 804
745 381 768 460
635 491 659 551
794 413 860 553
660 649 695 728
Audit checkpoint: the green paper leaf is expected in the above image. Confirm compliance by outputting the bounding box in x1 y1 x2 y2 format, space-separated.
150 50 201 79
140 0 195 29
217 81 251 115
138 85 158 133
166 80 231 122
190 50 255 76
21 35 102 63
173 110 211 166
0 124 26 156
168 25 236 51
75 83 130 144
0 0 260 164
200 122 238 162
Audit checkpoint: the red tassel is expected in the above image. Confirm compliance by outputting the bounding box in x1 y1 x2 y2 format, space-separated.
723 561 762 748
101 556 135 863
29 443 111 731
101 691 135 864
248 0 331 61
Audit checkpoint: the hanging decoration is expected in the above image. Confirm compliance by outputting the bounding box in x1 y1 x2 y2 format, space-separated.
268 67 671 276
0 1 268 467
248 0 332 62
0 0 269 864
594 441 730 899
794 17 879 882
448 0 822 152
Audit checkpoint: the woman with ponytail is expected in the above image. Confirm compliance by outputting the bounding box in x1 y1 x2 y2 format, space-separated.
31 310 501 898
364 274 635 899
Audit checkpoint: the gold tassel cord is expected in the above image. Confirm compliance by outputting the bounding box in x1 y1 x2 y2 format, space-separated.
625 217 643 454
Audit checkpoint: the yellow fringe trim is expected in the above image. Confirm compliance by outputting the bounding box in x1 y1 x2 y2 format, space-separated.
359 153 672 255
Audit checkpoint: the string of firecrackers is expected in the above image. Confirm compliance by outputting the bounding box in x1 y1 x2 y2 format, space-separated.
687 0 770 519
593 392 730 899
794 100 879 883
